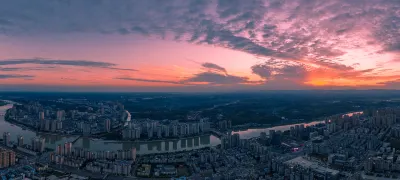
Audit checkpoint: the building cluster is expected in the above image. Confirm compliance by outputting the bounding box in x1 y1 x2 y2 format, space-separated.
6 101 128 136
3 132 46 155
129 107 400 179
122 119 211 140
0 165 36 179
282 156 340 180
51 146 137 163
217 120 232 130
9 100 400 179
49 141 136 177
38 110 64 132
0 148 16 168
86 160 133 176
30 137 46 153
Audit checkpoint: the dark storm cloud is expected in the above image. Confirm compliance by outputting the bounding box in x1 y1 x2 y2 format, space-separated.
0 58 137 71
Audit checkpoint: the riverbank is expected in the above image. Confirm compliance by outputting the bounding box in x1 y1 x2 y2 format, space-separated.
4 110 79 138
101 133 213 143
4 109 38 132
0 100 9 106
231 110 363 132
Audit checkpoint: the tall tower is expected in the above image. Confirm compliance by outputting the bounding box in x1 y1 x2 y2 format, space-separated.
17 135 23 147
104 119 111 133
131 148 136 162
56 110 64 121
3 132 10 147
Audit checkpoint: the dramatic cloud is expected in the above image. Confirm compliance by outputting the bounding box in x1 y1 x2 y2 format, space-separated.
0 66 57 72
2 0 398 61
0 74 34 79
1 0 400 89
116 63 255 86
0 58 137 71
379 79 400 88
251 59 308 82
202 62 227 74
115 77 179 84
182 72 249 85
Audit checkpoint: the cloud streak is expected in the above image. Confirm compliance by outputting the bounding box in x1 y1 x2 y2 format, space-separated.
115 77 180 84
0 74 34 79
0 58 137 71
202 62 227 74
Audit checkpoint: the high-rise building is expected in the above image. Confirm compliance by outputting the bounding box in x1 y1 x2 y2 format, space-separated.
3 132 10 147
172 125 178 137
227 120 232 129
31 138 37 152
70 110 76 120
50 120 57 132
147 127 154 138
45 119 51 131
40 118 45 130
83 123 91 136
131 148 136 162
56 110 65 121
221 136 230 150
231 133 240 147
100 106 105 115
17 135 23 147
135 128 141 139
39 111 44 121
0 148 15 168
64 142 72 156
260 132 267 140
163 125 170 137
203 122 210 132
180 124 187 136
32 137 45 153
157 127 162 138
56 144 63 155
104 119 111 133
56 120 63 130
38 137 45 153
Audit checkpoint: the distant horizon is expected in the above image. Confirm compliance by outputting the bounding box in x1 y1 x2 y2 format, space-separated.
1 88 400 93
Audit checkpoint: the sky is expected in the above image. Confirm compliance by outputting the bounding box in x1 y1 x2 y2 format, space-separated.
0 0 400 92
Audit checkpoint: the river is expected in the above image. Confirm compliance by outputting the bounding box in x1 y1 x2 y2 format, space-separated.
0 103 221 155
0 102 361 155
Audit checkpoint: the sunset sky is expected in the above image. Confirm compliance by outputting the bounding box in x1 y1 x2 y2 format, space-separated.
0 0 400 91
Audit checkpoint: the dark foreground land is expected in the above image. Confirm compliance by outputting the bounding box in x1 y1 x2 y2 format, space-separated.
1 90 400 126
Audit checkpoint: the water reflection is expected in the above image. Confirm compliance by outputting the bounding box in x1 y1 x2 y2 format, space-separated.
234 111 362 139
0 104 220 155
233 121 324 139
77 135 219 155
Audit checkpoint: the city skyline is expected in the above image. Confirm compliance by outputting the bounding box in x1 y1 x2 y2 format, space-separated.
1 0 400 91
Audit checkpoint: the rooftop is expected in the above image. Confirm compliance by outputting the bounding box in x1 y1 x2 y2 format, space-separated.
284 156 339 176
